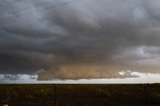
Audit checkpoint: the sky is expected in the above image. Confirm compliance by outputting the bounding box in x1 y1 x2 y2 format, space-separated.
0 72 160 84
0 0 160 81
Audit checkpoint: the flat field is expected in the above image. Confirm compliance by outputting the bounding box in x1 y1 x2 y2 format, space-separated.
0 84 160 106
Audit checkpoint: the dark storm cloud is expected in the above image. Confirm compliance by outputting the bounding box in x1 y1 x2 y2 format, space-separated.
0 0 160 80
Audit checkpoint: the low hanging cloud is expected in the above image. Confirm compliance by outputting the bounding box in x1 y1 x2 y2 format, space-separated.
0 0 160 80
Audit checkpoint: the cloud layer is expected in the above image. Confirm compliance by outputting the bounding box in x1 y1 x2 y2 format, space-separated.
0 0 160 80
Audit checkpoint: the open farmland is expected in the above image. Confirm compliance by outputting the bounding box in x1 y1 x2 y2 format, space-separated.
0 84 160 106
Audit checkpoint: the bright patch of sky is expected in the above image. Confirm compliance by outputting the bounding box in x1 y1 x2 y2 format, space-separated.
0 71 159 84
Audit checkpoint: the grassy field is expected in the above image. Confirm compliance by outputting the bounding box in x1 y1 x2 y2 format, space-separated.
0 84 160 106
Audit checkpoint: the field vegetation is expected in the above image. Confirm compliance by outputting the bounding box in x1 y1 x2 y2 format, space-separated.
0 84 160 105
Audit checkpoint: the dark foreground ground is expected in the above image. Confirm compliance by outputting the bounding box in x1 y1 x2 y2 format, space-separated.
0 84 160 106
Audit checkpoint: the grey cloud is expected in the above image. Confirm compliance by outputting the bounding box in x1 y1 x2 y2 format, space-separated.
0 0 160 80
